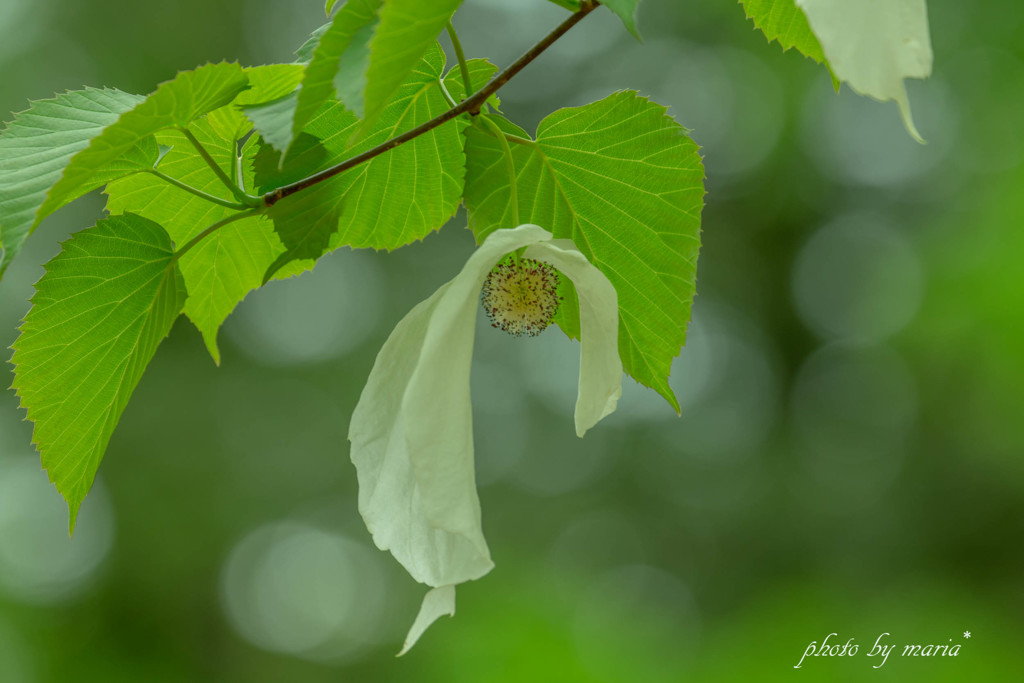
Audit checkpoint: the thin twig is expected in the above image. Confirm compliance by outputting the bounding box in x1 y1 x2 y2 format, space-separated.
264 1 599 207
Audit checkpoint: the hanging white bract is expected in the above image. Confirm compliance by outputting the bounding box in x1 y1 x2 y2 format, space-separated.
796 0 933 142
348 224 622 653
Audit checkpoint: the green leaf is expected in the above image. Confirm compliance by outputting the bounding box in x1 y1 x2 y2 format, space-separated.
0 88 144 276
11 213 186 531
300 0 381 127
208 64 304 143
601 0 642 40
105 122 287 365
326 0 342 15
263 192 344 283
463 91 705 411
241 92 300 156
332 18 379 119
253 133 330 190
296 22 331 64
445 58 500 107
105 65 305 364
739 0 827 64
255 45 473 275
547 0 582 11
42 63 250 225
249 1 382 156
363 0 464 130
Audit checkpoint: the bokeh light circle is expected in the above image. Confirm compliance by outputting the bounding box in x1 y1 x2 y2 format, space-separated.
792 213 925 341
220 522 389 662
225 249 385 367
801 76 958 187
790 342 918 512
0 458 114 605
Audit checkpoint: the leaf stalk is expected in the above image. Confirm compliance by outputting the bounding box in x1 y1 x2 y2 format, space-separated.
477 114 519 227
446 20 474 98
171 208 263 264
179 128 264 208
145 169 250 211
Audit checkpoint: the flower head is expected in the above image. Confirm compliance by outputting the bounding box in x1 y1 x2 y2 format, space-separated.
481 256 562 337
348 225 622 653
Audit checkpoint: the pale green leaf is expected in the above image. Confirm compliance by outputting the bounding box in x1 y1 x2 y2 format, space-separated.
42 63 249 223
296 22 331 64
208 64 304 142
463 91 706 411
0 88 144 276
242 92 300 156
796 0 932 142
105 121 289 365
255 45 471 274
300 0 380 128
249 1 382 156
333 19 378 118
363 0 463 130
105 65 307 363
602 0 642 40
11 213 186 531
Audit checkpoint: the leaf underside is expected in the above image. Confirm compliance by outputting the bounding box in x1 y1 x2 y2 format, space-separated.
362 0 464 131
105 65 306 364
0 88 144 276
43 63 250 223
295 0 381 138
255 47 493 278
464 91 705 411
11 213 186 532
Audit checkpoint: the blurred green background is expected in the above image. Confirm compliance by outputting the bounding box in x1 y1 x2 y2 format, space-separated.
2 0 1023 680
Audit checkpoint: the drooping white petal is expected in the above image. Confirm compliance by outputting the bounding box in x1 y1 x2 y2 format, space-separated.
349 224 624 652
796 0 933 142
525 239 622 437
348 224 550 590
398 585 456 656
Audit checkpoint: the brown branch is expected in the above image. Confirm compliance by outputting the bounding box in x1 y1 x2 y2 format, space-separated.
263 1 599 207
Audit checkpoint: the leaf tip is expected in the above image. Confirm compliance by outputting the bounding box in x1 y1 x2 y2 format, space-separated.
665 385 682 416
202 331 223 367
262 254 288 286
67 502 80 538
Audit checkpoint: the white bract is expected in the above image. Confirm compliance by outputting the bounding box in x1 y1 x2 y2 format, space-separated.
348 224 622 653
348 224 618 651
796 0 933 142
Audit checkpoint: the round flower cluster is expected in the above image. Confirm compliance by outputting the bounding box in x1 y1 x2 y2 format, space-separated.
480 257 561 337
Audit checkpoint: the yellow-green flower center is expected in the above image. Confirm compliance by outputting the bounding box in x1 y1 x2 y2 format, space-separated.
481 257 561 337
